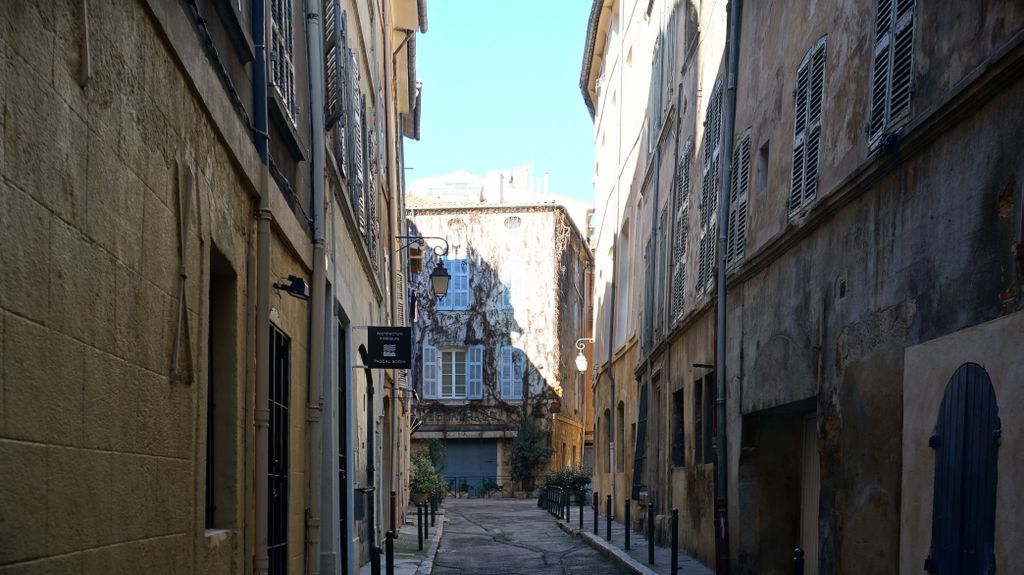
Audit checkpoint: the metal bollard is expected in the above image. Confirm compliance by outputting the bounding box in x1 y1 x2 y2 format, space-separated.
624 499 631 550
423 504 429 539
385 531 395 575
579 494 584 530
671 509 679 574
566 491 571 523
794 547 805 575
647 502 655 565
417 505 424 551
593 491 599 534
606 494 612 541
431 493 436 527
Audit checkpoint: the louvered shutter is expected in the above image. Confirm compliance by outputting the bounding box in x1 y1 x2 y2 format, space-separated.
727 134 751 265
366 124 378 267
511 349 523 399
499 346 512 399
467 346 483 399
422 345 438 399
869 0 914 144
323 0 338 126
699 81 722 294
631 385 649 499
672 141 691 321
791 40 826 214
889 0 915 123
334 12 349 176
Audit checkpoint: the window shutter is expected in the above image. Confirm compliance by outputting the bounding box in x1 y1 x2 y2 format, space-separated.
500 346 512 399
511 349 523 399
365 121 377 265
467 346 483 399
699 81 722 294
804 42 826 206
792 39 826 214
323 0 339 127
422 345 438 399
727 133 751 265
889 0 915 124
672 141 691 321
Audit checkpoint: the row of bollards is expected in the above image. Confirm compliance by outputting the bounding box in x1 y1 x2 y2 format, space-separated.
584 492 684 573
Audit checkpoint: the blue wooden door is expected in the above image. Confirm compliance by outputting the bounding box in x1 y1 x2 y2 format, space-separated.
927 363 1000 575
443 439 498 493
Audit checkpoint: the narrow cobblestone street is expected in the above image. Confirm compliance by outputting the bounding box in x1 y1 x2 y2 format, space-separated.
431 499 628 575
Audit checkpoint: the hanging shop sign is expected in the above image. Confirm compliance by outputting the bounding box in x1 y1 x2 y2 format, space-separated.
367 326 412 369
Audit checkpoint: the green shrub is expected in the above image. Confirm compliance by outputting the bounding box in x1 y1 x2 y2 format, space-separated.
542 465 592 498
509 418 555 490
410 450 446 499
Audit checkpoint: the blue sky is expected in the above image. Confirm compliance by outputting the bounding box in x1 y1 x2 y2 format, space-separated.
404 0 596 202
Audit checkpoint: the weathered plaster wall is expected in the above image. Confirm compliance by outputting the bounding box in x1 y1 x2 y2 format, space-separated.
900 310 1023 575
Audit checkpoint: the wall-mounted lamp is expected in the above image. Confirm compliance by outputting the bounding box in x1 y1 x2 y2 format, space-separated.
396 235 451 300
574 337 595 374
273 275 310 300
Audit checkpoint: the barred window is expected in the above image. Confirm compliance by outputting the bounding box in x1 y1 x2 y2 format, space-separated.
270 0 297 121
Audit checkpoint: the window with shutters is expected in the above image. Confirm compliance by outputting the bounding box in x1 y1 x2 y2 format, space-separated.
671 140 692 322
868 0 915 145
324 2 349 179
499 346 524 401
365 120 378 267
270 0 296 121
437 246 470 311
697 79 723 294
791 38 826 215
350 80 365 227
419 346 479 401
727 131 752 266
438 349 467 399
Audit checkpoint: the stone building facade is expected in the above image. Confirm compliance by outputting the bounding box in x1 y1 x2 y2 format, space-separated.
582 0 1023 574
406 174 593 493
0 0 426 573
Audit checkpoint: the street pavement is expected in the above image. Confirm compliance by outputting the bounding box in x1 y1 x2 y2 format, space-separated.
431 498 630 575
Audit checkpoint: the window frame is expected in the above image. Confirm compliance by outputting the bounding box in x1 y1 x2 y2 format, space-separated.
437 248 471 311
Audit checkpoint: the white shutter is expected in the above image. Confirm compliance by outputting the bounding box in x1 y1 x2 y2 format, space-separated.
511 349 524 399
792 39 826 215
422 345 438 399
869 0 914 143
467 346 483 399
500 346 513 399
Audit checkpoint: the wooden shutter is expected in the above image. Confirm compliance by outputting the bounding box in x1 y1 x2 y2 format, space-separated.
927 363 999 575
422 345 438 399
727 133 751 265
792 39 826 214
631 385 649 499
500 345 512 399
323 0 340 128
467 346 484 399
699 80 722 293
869 0 914 143
889 0 915 124
672 141 691 321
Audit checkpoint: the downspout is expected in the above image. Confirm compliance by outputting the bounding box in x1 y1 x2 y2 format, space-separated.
252 1 272 574
715 1 743 573
607 233 617 514
305 1 327 574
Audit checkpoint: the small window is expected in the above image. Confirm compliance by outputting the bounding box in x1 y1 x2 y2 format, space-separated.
503 216 522 230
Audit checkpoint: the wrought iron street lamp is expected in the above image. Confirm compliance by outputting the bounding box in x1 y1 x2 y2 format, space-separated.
396 235 451 300
574 337 595 373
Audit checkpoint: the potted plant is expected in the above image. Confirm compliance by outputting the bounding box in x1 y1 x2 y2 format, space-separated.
410 451 438 505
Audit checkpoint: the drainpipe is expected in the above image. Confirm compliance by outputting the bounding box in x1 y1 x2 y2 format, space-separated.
252 1 272 574
715 1 743 573
305 1 327 574
606 233 617 514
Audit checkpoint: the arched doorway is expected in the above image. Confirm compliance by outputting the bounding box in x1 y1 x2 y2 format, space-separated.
927 363 1000 574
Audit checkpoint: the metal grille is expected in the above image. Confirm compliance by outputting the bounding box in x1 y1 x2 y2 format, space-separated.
269 327 290 575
